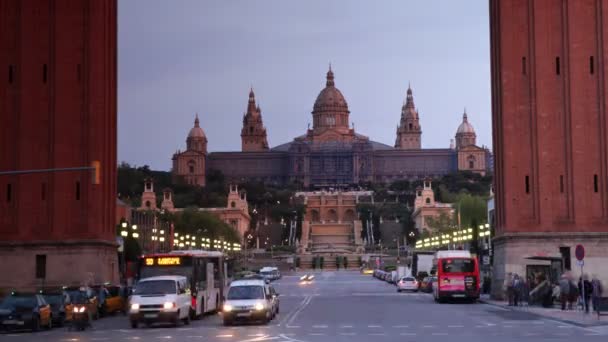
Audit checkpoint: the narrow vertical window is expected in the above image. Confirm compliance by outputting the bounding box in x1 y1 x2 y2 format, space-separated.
522 57 527 75
41 182 46 200
76 181 81 200
8 65 14 83
35 255 46 279
594 174 599 193
560 175 564 193
77 63 81 81
590 56 595 74
42 64 47 83
556 57 561 75
6 183 11 202
525 175 530 194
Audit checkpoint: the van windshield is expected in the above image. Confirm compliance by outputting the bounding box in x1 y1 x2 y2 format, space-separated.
227 286 264 300
134 280 176 295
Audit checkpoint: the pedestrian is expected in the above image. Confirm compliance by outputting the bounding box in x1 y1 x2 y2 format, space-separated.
591 274 603 313
504 272 514 305
578 275 592 313
513 274 522 306
559 274 570 311
568 278 578 310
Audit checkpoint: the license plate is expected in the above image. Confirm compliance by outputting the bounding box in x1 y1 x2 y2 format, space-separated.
2 320 23 325
237 313 251 317
452 294 465 298
144 314 158 318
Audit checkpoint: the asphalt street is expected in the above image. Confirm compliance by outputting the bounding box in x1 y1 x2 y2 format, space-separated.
2 270 607 342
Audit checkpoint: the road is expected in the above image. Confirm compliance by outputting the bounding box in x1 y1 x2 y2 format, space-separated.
2 270 607 341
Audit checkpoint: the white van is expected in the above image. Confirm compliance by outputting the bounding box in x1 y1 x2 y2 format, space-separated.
221 279 279 325
129 276 191 328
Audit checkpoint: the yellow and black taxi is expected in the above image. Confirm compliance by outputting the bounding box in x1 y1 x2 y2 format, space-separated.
39 289 72 327
91 284 126 316
0 292 53 331
62 287 99 320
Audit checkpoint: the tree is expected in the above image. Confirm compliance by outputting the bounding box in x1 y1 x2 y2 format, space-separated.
425 212 457 232
174 208 240 243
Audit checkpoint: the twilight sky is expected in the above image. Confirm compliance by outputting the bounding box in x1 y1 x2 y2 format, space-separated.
118 0 491 171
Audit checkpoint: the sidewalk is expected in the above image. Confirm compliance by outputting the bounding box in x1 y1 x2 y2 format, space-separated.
479 294 608 327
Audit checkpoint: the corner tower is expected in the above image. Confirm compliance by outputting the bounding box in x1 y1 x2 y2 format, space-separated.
241 88 269 152
395 86 422 149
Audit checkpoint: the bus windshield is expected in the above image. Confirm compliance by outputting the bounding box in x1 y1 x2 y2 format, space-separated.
140 266 192 280
441 258 475 273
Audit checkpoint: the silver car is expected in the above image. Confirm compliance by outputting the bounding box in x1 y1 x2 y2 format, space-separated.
396 277 419 292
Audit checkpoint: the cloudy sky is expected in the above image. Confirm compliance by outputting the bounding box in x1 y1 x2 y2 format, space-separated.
118 0 491 171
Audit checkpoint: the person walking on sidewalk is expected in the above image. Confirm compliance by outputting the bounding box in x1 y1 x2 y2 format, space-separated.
504 272 514 306
513 274 522 306
591 274 603 313
578 275 593 313
559 274 570 311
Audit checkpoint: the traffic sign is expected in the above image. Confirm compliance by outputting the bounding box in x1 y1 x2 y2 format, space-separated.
577 259 584 267
575 244 585 261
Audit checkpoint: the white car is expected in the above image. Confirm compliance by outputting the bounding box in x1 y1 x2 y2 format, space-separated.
129 276 192 328
222 279 277 325
396 277 419 292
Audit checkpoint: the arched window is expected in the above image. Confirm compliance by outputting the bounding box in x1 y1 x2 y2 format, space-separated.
469 160 474 169
425 197 431 204
188 160 195 174
343 209 356 221
311 210 320 222
250 126 254 134
327 209 338 222
231 201 236 208
409 123 413 130
145 201 151 208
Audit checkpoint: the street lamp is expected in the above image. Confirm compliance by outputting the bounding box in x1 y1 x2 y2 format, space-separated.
132 232 139 238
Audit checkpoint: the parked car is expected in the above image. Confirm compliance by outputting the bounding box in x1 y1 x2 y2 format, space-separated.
40 289 72 327
396 277 419 292
129 276 192 328
222 279 277 325
384 273 392 282
0 292 53 331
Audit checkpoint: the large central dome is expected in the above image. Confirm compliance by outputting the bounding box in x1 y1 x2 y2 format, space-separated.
312 66 350 132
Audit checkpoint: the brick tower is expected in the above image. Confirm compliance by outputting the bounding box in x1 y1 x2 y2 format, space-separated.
490 0 608 298
395 85 422 149
241 88 269 152
0 0 118 289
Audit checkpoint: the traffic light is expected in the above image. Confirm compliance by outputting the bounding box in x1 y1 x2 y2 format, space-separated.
91 160 101 184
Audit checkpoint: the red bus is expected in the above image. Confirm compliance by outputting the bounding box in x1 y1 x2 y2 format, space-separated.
432 250 480 302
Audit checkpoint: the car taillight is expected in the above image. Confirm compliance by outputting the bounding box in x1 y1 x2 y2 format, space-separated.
191 296 197 309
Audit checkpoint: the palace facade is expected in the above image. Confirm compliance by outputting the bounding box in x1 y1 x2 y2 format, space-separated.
173 67 490 188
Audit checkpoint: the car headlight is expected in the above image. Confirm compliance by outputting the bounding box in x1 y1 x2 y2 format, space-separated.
223 304 233 312
163 302 175 310
73 306 86 313
79 306 86 313
254 303 264 311
131 303 140 311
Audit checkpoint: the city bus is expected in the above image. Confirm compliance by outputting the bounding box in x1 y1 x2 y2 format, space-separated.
432 250 480 303
137 250 234 318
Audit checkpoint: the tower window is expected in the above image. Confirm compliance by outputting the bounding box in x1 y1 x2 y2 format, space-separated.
525 175 530 194
560 175 564 193
6 183 11 202
75 181 80 200
556 57 561 75
41 182 46 200
409 123 413 130
8 65 14 83
250 126 253 134
522 57 527 75
43 64 47 83
425 197 431 204
469 160 474 169
590 56 595 74
594 174 599 193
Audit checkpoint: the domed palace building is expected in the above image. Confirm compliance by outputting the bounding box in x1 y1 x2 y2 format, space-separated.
172 66 490 188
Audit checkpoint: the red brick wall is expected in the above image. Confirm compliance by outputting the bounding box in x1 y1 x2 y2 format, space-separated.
0 0 117 243
491 0 608 235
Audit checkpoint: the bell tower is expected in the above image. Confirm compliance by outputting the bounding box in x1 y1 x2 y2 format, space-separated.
395 85 422 149
241 88 269 152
